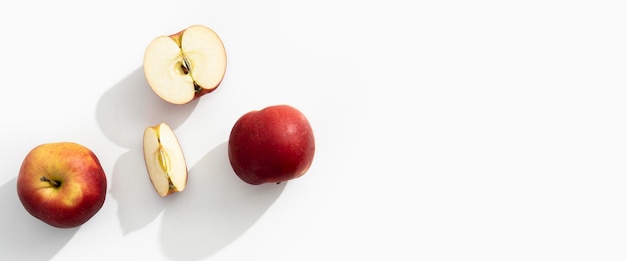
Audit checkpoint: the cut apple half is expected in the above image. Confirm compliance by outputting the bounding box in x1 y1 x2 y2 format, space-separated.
143 122 188 197
144 24 227 104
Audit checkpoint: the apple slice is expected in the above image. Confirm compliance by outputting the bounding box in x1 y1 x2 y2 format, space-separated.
144 24 227 105
143 122 188 197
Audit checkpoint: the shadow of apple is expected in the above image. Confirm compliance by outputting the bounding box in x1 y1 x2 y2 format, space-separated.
159 142 286 261
95 67 199 148
96 68 285 259
95 67 198 234
0 178 79 260
110 150 168 234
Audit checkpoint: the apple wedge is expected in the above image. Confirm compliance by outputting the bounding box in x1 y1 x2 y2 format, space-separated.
144 24 227 105
143 122 188 197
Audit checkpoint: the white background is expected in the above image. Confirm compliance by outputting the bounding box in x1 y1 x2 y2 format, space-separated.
1 0 625 260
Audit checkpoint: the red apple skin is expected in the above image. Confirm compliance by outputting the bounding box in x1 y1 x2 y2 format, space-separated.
228 105 315 185
17 142 107 228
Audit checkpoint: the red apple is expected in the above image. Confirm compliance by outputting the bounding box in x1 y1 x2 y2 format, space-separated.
144 24 227 105
228 105 315 185
17 142 107 228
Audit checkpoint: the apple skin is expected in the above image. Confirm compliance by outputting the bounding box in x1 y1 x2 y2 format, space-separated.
228 105 315 185
17 142 107 228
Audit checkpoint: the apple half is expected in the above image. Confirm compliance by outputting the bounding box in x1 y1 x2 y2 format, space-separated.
143 122 188 197
144 24 227 104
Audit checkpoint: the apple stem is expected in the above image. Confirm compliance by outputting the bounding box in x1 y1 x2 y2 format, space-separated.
40 176 61 187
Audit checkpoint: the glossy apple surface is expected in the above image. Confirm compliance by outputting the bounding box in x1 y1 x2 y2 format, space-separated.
17 142 107 228
228 105 315 185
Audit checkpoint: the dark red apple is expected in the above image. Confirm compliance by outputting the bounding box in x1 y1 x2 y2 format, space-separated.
228 104 315 185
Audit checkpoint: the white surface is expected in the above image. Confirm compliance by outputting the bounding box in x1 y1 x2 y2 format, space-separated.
1 0 626 260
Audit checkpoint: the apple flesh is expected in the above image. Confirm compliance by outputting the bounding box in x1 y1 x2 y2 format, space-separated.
144 24 227 105
228 105 315 185
143 122 188 197
17 142 107 228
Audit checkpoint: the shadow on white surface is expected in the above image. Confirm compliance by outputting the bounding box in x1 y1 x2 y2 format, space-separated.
96 67 199 233
95 67 199 148
0 178 79 260
160 142 286 260
111 150 168 233
96 68 284 259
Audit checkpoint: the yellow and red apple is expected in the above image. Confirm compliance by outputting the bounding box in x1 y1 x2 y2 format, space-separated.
228 105 316 185
16 142 107 228
144 24 227 105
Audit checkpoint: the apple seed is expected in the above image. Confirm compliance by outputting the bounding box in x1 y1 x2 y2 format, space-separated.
180 56 202 93
181 56 192 75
